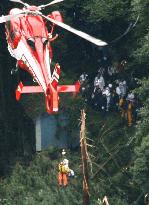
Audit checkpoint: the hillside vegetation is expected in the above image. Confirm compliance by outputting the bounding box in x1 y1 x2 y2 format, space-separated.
0 0 149 204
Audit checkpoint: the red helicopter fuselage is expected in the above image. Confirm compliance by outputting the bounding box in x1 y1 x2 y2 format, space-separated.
5 8 80 114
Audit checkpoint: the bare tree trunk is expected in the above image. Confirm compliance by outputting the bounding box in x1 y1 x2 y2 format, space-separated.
144 193 149 205
103 196 110 205
80 109 90 205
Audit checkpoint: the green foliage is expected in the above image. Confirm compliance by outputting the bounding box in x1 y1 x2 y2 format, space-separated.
0 151 82 205
83 0 130 22
132 135 149 192
1 0 149 204
129 0 149 193
131 0 149 23
133 32 149 65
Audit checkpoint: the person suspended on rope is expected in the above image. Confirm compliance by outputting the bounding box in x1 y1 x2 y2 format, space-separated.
58 158 74 187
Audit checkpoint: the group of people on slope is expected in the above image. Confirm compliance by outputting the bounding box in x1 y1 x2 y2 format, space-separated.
79 70 141 127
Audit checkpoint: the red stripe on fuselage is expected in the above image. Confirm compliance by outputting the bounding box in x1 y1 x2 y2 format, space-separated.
20 15 50 86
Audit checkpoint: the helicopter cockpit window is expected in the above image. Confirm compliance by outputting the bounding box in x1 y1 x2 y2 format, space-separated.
27 38 35 50
5 21 11 32
6 22 16 41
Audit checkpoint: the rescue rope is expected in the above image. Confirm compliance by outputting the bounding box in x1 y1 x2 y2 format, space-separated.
110 15 140 45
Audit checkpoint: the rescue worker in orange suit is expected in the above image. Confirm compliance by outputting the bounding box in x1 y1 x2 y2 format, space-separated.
58 159 74 187
119 96 127 119
127 100 134 127
126 93 135 127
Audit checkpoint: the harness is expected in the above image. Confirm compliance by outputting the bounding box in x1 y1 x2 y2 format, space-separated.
59 163 69 174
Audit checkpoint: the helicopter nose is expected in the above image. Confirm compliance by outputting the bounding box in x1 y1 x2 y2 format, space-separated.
34 37 50 85
34 38 44 63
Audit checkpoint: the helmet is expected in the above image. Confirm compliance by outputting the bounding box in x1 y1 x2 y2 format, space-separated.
127 93 135 102
127 93 134 99
62 149 66 155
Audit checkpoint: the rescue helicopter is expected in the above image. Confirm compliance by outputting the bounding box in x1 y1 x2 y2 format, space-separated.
0 0 107 114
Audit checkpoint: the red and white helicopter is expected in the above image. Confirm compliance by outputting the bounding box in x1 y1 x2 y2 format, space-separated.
0 0 107 114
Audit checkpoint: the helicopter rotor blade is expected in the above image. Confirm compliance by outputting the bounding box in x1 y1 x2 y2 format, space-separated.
0 11 26 23
0 6 107 46
40 13 107 46
38 0 64 10
9 0 29 7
